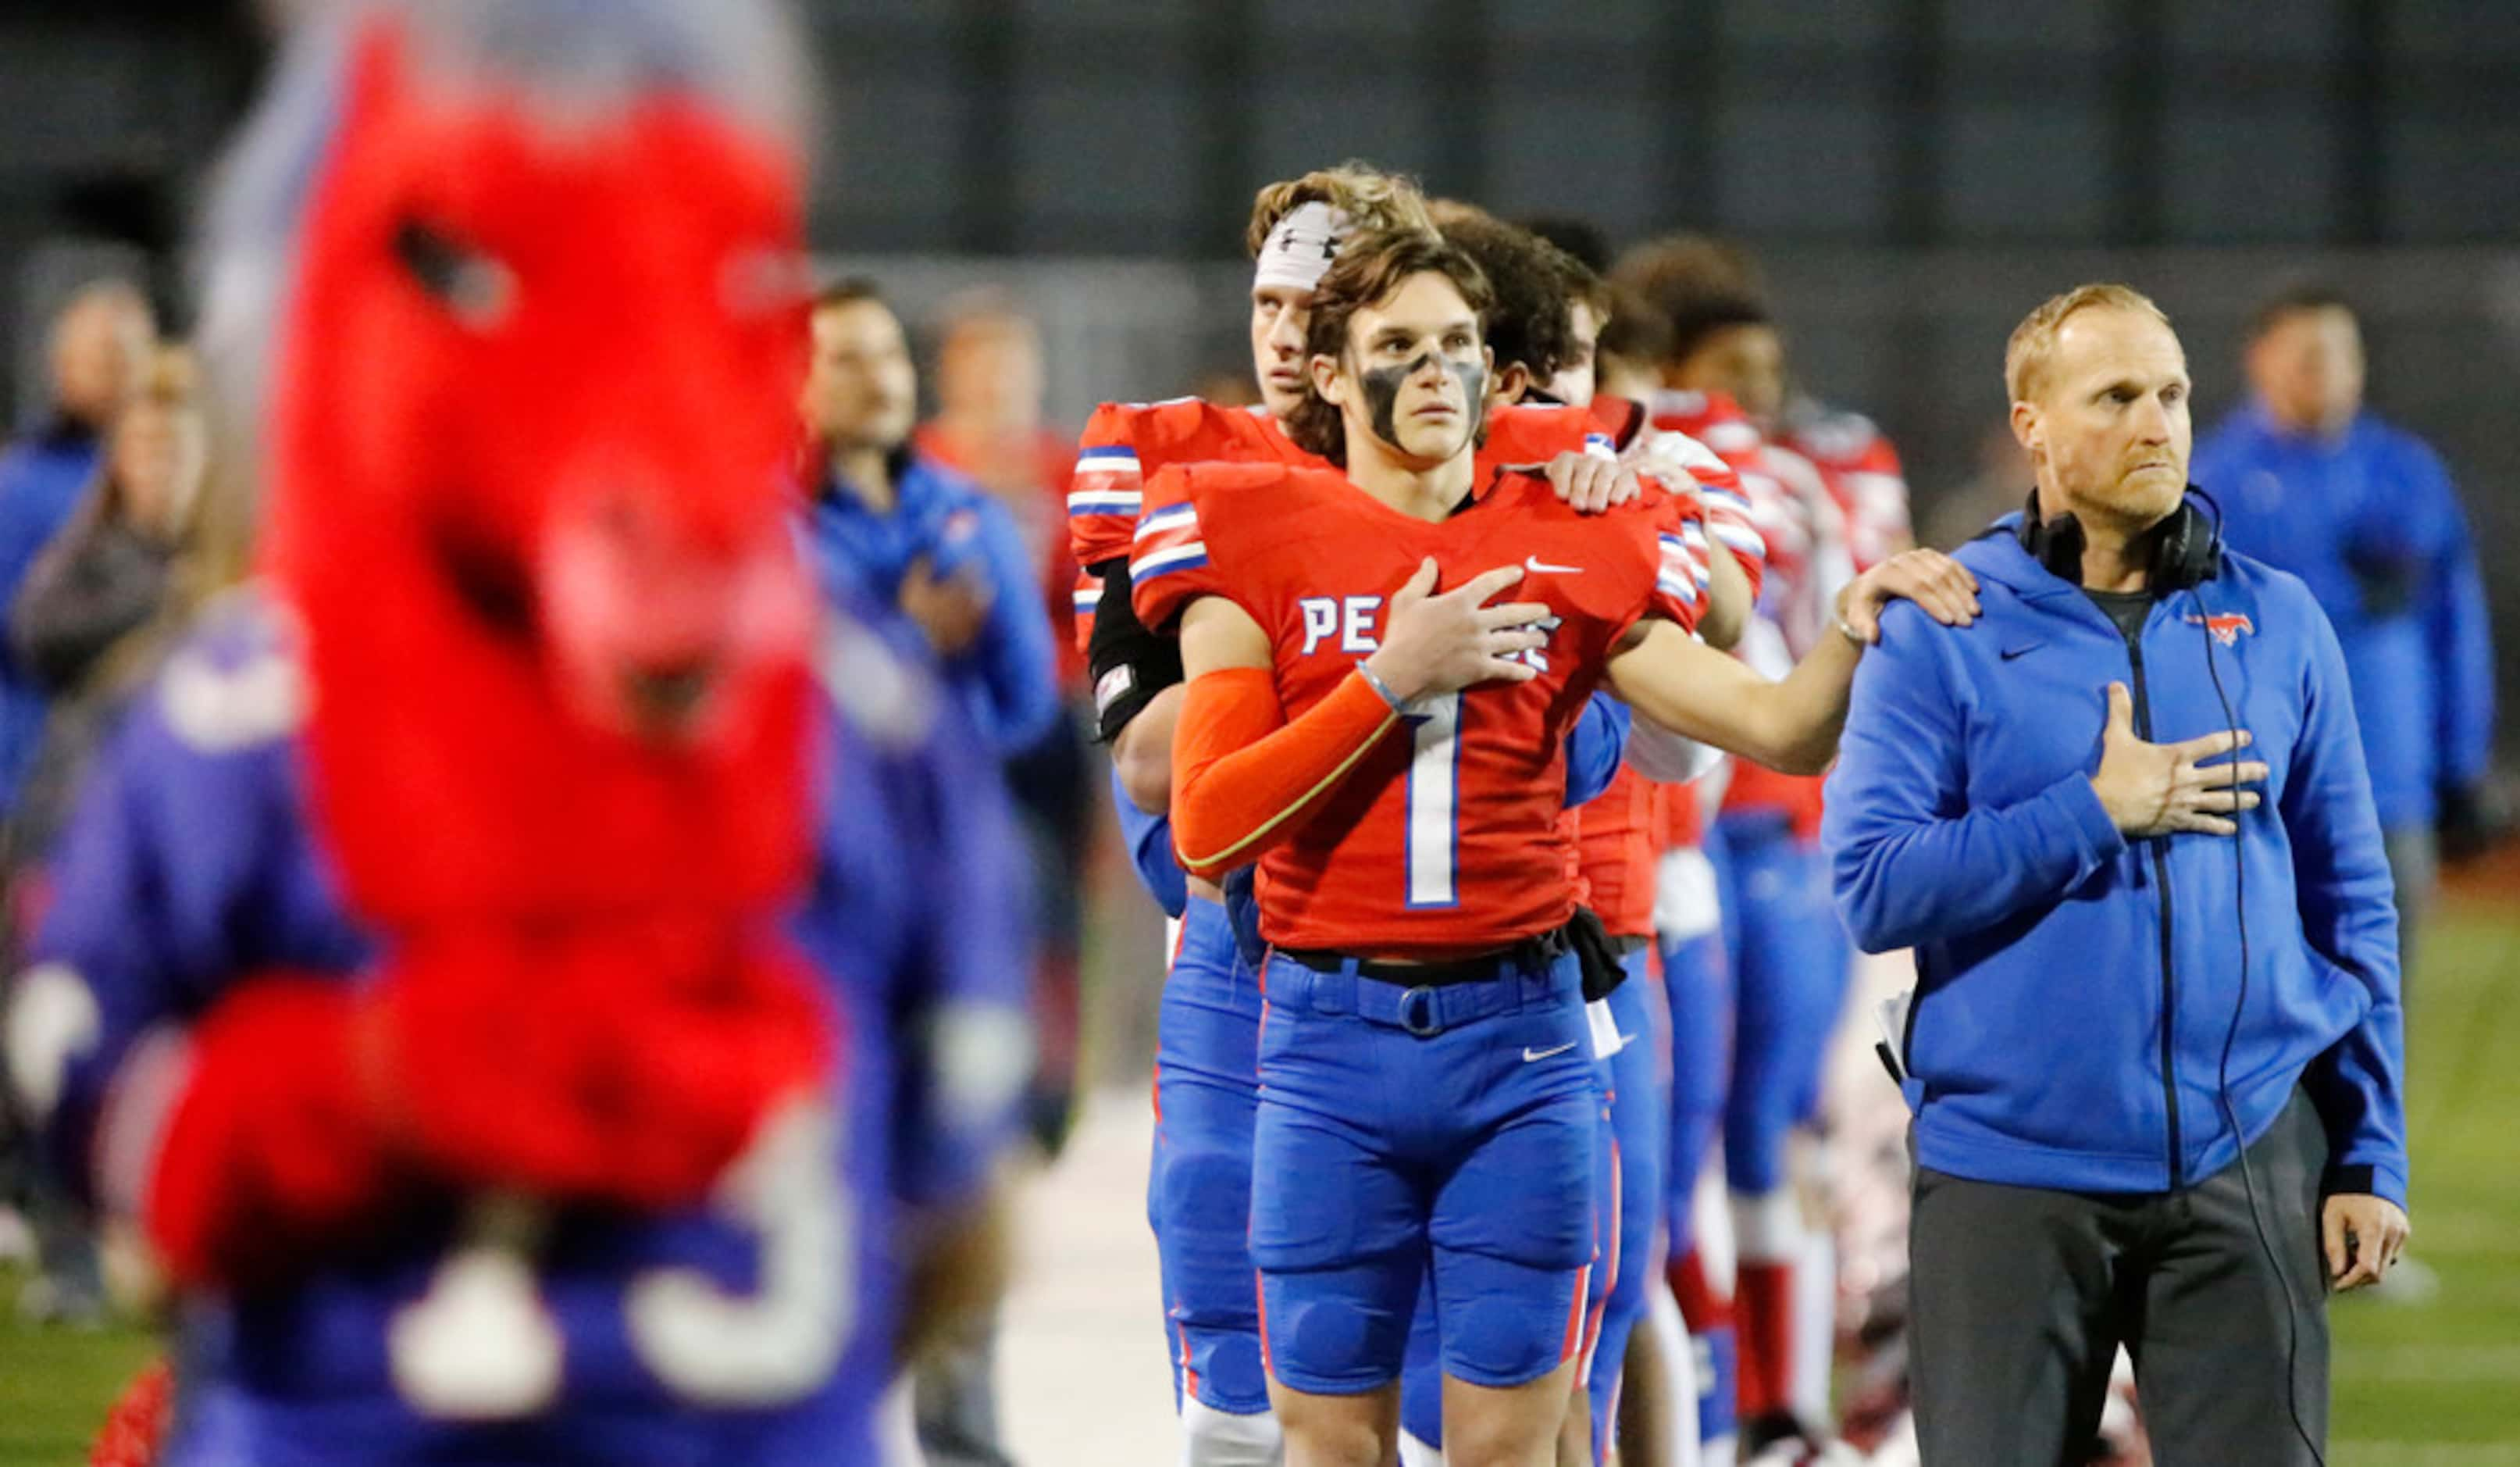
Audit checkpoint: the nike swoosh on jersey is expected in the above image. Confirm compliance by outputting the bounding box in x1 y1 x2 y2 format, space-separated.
2000 641 2043 661
1523 1041 1579 1062
1524 556 1584 575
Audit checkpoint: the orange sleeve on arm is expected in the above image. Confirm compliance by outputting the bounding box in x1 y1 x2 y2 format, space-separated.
1171 666 1402 883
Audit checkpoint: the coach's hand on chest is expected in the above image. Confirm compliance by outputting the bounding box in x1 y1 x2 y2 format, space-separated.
1965 591 2301 825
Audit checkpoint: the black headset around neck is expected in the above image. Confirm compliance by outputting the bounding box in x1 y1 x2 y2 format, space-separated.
2016 488 2225 592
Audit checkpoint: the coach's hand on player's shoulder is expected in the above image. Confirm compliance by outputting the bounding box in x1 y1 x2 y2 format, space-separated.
1834 548 1980 644
1365 558 1551 703
2087 682 2269 838
1544 452 1639 514
2323 1192 2411 1292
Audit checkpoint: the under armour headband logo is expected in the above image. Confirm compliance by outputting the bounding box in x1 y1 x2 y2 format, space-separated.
1251 201 1353 294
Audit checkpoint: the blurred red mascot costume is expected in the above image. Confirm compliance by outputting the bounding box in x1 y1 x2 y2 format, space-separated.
136 11 836 1299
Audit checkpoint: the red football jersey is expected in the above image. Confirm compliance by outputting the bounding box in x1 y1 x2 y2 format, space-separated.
1569 763 1664 939
1066 399 1317 653
1135 462 1704 956
1654 773 1703 855
1641 396 1847 835
1721 444 1845 837
1779 405 1911 574
1592 394 1767 601
1067 395 1716 654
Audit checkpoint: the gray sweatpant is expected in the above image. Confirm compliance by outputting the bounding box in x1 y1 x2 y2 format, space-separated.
1907 1089 2332 1465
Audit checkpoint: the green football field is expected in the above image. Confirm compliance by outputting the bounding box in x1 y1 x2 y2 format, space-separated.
1 908 2515 1465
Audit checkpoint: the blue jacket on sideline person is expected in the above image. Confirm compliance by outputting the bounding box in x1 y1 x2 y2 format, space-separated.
2192 403 2493 833
804 447 1059 755
1823 515 2406 1208
0 421 105 812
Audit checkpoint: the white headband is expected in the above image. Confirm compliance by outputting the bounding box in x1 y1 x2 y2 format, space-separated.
1251 201 1353 294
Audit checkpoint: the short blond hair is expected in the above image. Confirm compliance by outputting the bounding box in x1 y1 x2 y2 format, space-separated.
2005 283 2171 404
1244 162 1435 257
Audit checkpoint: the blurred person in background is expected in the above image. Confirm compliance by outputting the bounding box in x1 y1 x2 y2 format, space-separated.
2192 284 2499 994
1591 284 1673 405
800 278 1060 757
917 290 1083 681
0 339 197 1330
0 280 156 819
8 345 209 883
915 289 1099 1165
797 277 1058 1467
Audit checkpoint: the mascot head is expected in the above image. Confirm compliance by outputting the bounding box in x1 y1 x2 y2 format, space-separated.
202 0 819 922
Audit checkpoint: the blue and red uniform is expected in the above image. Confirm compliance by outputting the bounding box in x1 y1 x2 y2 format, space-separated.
1075 394 1656 1426
1137 459 1703 1398
16 598 1028 1464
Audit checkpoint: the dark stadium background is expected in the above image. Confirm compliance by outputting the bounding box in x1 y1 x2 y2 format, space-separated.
5 0 2518 755
0 3 2515 1462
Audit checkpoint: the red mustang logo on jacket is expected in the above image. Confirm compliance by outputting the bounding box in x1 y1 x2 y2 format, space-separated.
2184 612 2256 646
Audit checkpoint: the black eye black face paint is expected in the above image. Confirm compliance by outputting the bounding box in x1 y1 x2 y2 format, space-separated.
1357 348 1486 455
1360 351 1433 451
1449 361 1488 427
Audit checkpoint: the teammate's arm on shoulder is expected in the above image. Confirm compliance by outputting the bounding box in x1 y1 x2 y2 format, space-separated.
1605 620 1837 775
1606 548 1979 774
1698 537 1751 651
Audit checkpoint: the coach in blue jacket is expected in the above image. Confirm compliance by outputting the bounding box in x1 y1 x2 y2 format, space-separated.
2194 284 2495 975
1825 284 2408 1465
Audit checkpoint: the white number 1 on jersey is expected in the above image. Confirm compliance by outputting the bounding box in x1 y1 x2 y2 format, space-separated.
1405 691 1463 908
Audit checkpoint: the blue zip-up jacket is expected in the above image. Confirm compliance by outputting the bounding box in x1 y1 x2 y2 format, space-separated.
2192 403 2493 831
804 448 1059 755
0 421 103 812
1823 516 2406 1207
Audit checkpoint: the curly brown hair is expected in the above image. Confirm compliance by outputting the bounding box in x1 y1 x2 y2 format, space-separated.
1283 229 1493 466
1428 201 1598 386
1244 162 1435 258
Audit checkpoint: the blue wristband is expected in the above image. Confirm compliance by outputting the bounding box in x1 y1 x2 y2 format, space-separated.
1356 662 1412 714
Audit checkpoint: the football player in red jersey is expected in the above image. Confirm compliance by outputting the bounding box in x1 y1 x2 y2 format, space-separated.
1085 165 1725 1467
1138 230 1973 1467
1079 168 1681 815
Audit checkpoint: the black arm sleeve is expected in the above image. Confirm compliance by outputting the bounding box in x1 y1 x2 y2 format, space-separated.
1085 555 1184 744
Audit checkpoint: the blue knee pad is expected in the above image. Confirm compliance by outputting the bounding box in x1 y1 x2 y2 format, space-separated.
1715 815 1849 1195
1151 895 1270 1414
1587 958 1667 1458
